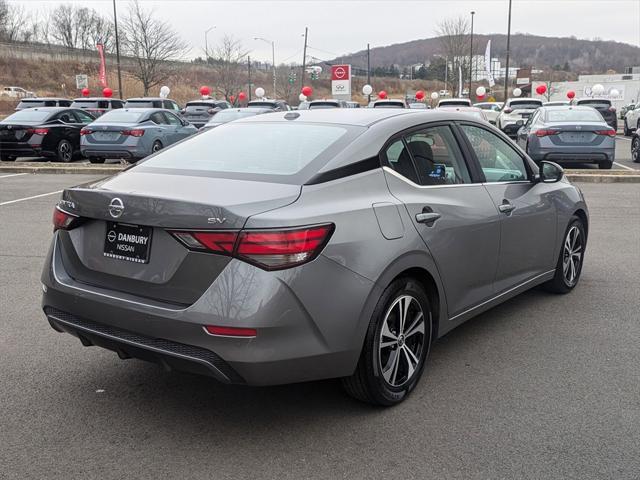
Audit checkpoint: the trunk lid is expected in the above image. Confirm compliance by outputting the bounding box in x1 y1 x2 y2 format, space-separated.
0 123 37 143
544 122 610 145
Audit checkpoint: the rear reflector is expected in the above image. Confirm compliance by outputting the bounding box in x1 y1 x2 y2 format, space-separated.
121 129 145 137
204 325 257 338
595 129 616 137
535 129 559 137
169 224 334 270
53 206 80 231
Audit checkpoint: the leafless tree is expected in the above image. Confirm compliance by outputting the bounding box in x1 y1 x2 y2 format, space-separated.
436 16 470 95
48 4 113 50
0 2 32 42
211 35 249 100
121 0 189 95
276 66 298 104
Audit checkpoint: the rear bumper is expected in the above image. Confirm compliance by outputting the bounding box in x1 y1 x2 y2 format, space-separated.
0 145 46 157
81 148 144 159
41 233 374 386
528 147 615 163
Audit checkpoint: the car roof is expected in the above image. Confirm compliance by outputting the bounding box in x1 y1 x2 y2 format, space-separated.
507 98 543 103
186 99 227 103
575 97 611 102
126 97 175 101
20 97 69 101
439 98 470 102
439 106 482 112
13 106 72 112
540 105 596 111
73 97 120 101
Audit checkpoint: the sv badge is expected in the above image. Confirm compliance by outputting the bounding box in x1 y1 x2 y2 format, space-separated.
207 217 227 224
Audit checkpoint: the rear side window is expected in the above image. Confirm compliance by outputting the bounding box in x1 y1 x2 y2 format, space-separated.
460 125 528 182
73 110 95 123
383 139 419 184
405 126 470 185
111 100 124 109
150 112 167 124
140 123 353 179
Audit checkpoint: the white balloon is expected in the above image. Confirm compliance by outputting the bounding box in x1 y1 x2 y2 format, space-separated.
362 84 373 96
159 86 170 98
513 88 522 97
255 87 265 98
299 94 307 102
430 92 439 100
610 88 619 97
476 86 486 97
592 84 605 95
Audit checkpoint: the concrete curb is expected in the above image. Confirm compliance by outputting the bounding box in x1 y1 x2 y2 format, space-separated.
0 163 125 175
567 174 640 183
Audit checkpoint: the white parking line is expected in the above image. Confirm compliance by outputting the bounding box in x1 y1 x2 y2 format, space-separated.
0 190 62 206
613 162 636 171
0 173 28 179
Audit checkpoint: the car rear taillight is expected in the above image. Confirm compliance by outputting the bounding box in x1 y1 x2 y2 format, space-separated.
121 129 145 137
535 129 560 137
52 206 81 231
80 128 92 136
169 224 334 270
595 129 616 137
27 128 49 135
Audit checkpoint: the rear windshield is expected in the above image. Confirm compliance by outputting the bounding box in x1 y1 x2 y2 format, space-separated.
92 110 145 123
374 102 404 108
576 100 610 108
309 102 339 109
17 100 50 107
2 109 52 123
126 100 159 108
439 101 470 107
248 101 277 108
138 122 360 182
207 110 262 123
509 101 542 110
475 103 499 110
186 102 216 109
546 109 603 123
73 100 110 109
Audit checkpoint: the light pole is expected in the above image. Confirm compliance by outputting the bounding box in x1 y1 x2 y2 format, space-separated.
204 26 216 60
112 0 123 98
254 37 276 98
469 11 475 98
301 28 308 90
504 0 513 101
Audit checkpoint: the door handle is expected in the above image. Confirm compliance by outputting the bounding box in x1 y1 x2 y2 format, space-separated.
498 201 516 214
416 210 441 225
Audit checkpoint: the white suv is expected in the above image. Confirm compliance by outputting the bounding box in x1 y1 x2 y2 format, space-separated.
1 86 36 98
623 104 639 136
496 98 543 137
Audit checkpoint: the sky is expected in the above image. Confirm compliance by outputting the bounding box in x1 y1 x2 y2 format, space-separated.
15 0 640 63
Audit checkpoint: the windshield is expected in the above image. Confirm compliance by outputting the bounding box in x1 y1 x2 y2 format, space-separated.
509 101 542 110
92 110 145 123
139 123 357 181
2 109 52 123
546 109 603 123
207 110 262 123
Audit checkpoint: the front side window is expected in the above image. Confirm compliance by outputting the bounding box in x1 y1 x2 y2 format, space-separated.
405 125 470 185
163 112 181 126
73 110 95 123
460 124 529 183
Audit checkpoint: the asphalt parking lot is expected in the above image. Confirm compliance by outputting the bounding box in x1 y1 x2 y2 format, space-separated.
1 174 639 479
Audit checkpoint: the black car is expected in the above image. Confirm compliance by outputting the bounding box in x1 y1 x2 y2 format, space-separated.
0 107 95 162
125 97 182 114
574 98 618 131
70 97 125 117
181 99 232 128
247 99 290 111
16 98 73 110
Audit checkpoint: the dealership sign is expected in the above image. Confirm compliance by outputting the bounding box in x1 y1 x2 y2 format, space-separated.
331 64 351 97
583 85 625 100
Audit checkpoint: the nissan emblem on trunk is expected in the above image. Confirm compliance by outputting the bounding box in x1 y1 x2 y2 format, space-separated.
108 198 124 218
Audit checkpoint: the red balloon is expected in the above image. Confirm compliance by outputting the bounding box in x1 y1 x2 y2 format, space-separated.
415 90 425 100
301 86 313 97
102 87 113 98
229 95 236 103
567 90 575 99
477 94 485 101
200 85 211 96
238 91 247 101
536 84 547 95
81 88 90 97
378 90 387 99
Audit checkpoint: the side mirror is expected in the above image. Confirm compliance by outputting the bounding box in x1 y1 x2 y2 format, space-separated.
539 161 563 183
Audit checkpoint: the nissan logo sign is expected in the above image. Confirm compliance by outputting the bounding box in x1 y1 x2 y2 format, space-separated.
108 198 124 218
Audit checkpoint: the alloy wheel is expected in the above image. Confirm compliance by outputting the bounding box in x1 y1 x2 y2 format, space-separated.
58 141 72 162
632 137 639 163
152 141 162 152
378 295 425 387
562 226 583 287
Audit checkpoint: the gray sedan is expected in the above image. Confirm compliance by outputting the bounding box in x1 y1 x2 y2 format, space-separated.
80 108 197 163
516 105 616 169
43 109 588 406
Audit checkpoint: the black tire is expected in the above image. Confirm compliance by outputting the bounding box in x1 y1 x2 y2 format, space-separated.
623 119 631 137
88 157 105 164
598 160 613 169
0 154 16 161
342 277 432 406
56 139 73 163
151 140 163 153
543 216 586 294
632 136 640 163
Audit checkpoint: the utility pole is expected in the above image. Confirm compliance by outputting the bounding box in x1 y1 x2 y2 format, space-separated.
204 27 215 60
469 11 475 98
112 0 123 99
248 56 252 101
301 27 308 89
503 0 513 101
367 43 371 103
444 56 448 93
